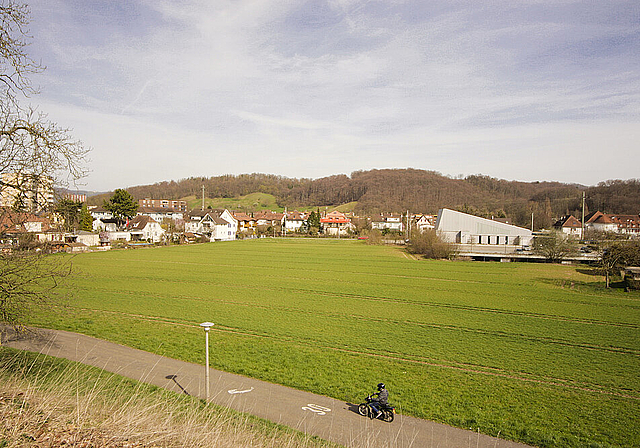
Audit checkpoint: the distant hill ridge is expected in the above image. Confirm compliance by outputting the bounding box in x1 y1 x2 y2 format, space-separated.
89 169 640 229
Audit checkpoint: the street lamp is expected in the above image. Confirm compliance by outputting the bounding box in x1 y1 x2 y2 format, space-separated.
200 322 214 401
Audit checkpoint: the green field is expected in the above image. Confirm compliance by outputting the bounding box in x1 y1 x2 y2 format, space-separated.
29 239 640 447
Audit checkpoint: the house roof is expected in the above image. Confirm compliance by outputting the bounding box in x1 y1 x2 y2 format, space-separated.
129 215 159 230
232 212 254 222
371 213 402 222
320 211 350 224
611 215 640 226
211 216 229 225
94 217 119 224
585 211 614 224
553 215 582 228
285 211 306 221
254 211 284 221
0 208 52 233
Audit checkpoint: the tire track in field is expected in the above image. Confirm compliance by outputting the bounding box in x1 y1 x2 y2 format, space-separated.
65 306 640 401
72 282 640 358
118 257 640 305
69 283 640 357
102 258 640 318
86 260 640 312
74 276 640 331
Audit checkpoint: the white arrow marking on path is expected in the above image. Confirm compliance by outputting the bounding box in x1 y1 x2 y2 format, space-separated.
228 387 254 394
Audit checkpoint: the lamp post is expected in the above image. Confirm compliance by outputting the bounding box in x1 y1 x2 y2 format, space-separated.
200 322 214 401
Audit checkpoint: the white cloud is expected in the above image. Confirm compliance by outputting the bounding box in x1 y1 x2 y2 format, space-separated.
24 0 640 190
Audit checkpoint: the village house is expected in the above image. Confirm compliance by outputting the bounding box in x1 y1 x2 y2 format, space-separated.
88 206 113 221
284 211 307 233
0 209 56 243
92 217 118 232
585 211 640 236
253 211 285 228
371 213 404 232
553 215 583 238
321 211 353 236
128 215 165 243
612 214 640 236
137 206 184 223
413 214 436 232
73 230 100 247
185 209 237 241
584 211 617 233
232 212 257 234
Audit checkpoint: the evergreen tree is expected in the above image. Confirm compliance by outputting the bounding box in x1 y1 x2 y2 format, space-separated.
104 189 138 228
79 204 93 231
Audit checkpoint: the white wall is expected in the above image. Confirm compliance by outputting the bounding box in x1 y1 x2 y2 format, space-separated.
436 209 533 246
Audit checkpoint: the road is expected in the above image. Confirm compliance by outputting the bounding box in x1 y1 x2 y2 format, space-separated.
3 327 531 448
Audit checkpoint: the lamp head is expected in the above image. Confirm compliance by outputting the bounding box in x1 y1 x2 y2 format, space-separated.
200 322 215 331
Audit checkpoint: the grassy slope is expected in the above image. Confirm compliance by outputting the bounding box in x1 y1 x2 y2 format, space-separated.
181 193 357 213
29 239 640 448
0 347 339 448
181 192 283 212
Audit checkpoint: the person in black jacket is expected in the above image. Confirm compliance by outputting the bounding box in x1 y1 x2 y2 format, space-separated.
369 383 388 419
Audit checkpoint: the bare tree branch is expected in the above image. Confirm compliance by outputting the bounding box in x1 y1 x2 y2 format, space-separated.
0 0 88 337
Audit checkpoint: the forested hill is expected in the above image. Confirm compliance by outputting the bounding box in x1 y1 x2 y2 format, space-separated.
89 169 640 229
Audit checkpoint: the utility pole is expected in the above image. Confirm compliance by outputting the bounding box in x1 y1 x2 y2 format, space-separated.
202 185 205 211
581 191 586 240
531 212 534 232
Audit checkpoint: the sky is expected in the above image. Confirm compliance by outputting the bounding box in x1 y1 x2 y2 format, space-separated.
24 0 640 192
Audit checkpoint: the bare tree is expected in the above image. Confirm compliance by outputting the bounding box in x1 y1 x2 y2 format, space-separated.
532 231 577 263
0 1 87 341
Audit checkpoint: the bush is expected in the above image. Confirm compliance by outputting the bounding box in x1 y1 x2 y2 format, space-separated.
362 229 383 245
407 230 456 259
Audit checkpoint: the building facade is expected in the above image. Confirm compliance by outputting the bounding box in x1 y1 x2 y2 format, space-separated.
436 208 533 246
0 173 54 213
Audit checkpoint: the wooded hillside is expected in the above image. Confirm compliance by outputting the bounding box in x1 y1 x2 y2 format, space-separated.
88 170 640 230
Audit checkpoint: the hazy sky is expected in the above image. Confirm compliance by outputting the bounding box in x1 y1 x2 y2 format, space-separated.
26 0 640 191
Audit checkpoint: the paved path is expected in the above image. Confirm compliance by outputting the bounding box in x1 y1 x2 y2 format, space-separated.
3 327 531 448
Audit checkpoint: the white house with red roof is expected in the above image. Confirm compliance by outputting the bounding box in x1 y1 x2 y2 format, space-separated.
553 215 583 238
585 211 640 235
320 211 353 236
584 211 617 233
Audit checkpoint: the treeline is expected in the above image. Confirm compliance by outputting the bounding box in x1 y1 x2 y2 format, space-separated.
88 170 640 230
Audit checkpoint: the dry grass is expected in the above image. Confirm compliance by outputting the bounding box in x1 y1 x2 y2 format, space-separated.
0 348 339 448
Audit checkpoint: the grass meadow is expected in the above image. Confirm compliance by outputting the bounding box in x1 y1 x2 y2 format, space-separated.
28 238 640 447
